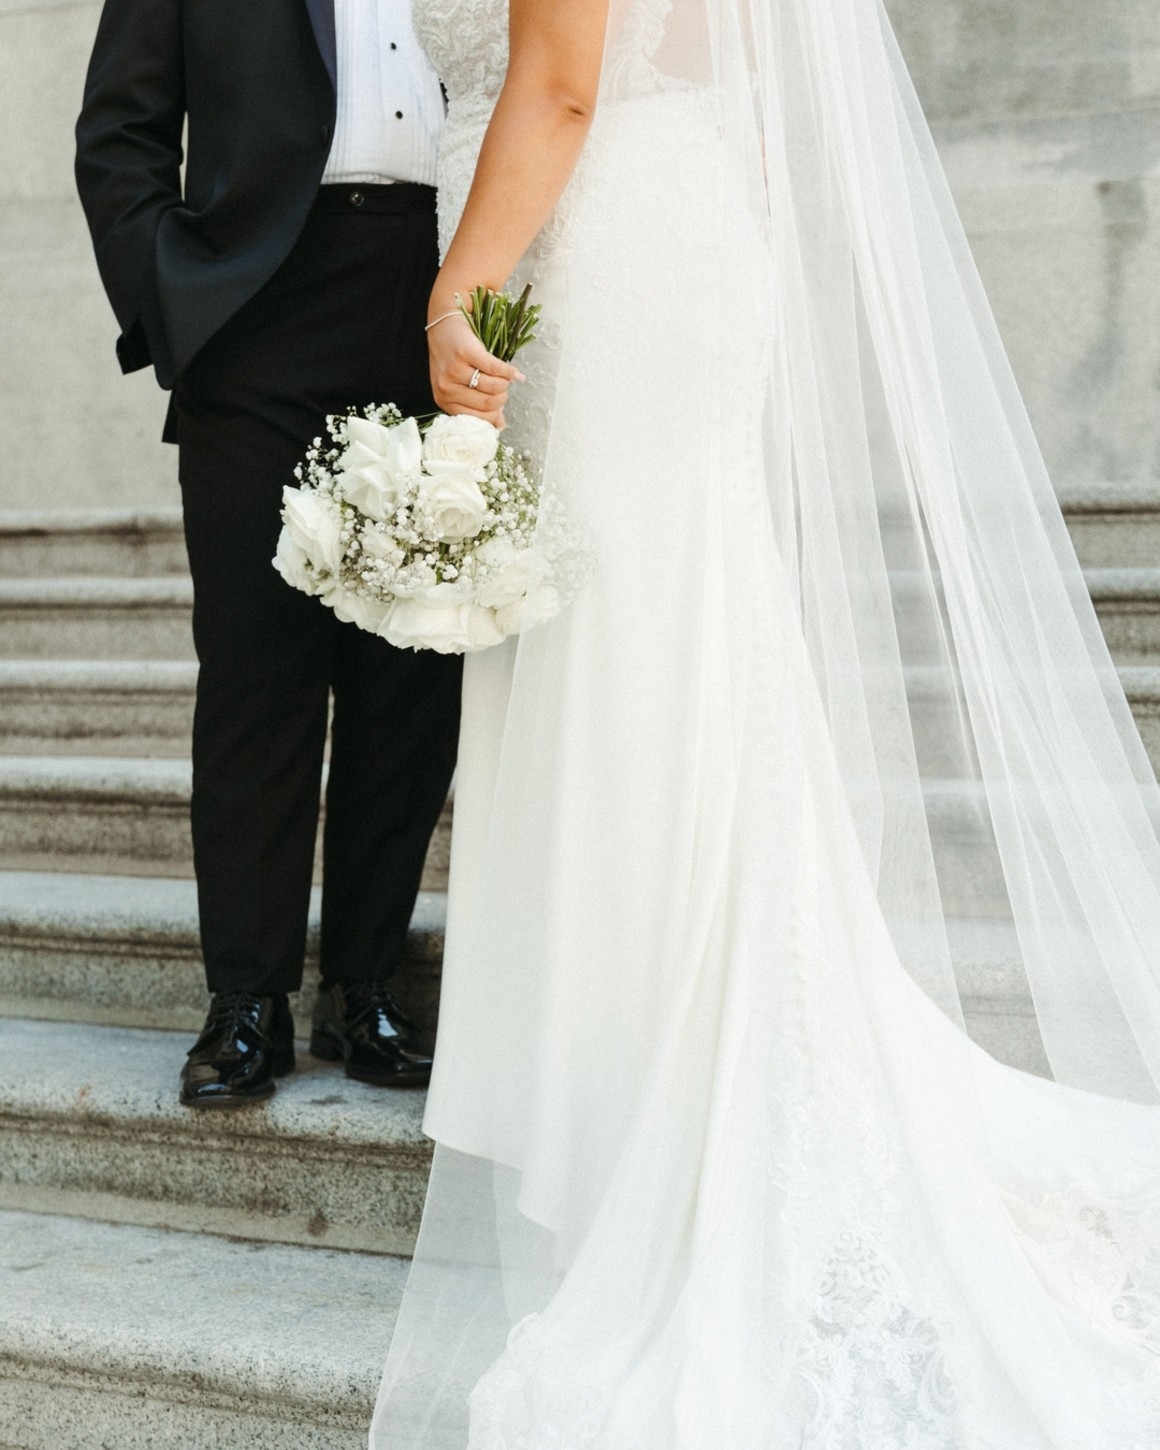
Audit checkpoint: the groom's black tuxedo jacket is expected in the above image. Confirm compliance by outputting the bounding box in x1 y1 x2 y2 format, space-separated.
76 0 339 392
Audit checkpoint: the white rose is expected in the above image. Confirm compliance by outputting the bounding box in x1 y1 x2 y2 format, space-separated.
325 585 391 635
495 581 560 639
418 462 488 542
390 562 438 599
359 528 399 562
336 414 422 521
476 549 540 610
475 535 517 570
381 582 505 654
422 413 499 473
282 486 343 574
407 578 470 607
340 465 401 523
272 526 321 595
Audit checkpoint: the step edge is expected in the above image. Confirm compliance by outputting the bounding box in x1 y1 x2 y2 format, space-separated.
0 1354 373 1430
0 661 197 690
1085 567 1160 598
0 508 185 539
0 755 193 796
0 577 194 606
0 1182 416 1260
0 1211 402 1412
0 1327 379 1423
0 875 446 938
0 1022 433 1150
1056 480 1160 514
0 1095 433 1156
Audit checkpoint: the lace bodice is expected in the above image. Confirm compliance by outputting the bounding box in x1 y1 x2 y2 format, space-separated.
414 0 509 120
414 0 675 253
415 0 674 111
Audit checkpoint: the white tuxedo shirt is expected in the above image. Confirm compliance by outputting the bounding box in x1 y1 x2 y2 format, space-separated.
321 0 444 186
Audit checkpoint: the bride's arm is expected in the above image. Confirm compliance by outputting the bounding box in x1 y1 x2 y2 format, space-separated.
428 0 610 425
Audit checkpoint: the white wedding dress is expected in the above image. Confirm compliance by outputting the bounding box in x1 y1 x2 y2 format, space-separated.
371 0 1160 1445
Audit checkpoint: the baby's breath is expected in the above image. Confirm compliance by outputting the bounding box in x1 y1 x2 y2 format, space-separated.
276 291 584 651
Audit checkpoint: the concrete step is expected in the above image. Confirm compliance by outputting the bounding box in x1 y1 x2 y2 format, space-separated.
921 778 1143 922
0 1019 429 1255
0 870 1052 1084
1056 481 1160 570
3 649 1157 779
1 487 1155 577
905 664 1160 776
918 779 1005 920
889 566 1160 667
920 778 1130 921
0 1209 399 1448
0 951 1047 1262
0 871 445 1041
0 508 187 578
0 517 1154 668
946 916 1049 1078
0 577 195 661
3 566 1154 671
1122 666 1160 761
1085 568 1160 663
0 758 452 891
0 661 196 757
0 752 1144 922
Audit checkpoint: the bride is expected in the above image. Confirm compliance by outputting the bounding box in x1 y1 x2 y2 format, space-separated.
372 0 1160 1444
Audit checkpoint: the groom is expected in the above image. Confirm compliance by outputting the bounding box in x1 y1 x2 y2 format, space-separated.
75 0 477 1106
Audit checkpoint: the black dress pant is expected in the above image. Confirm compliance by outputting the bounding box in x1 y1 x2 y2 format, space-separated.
176 184 461 997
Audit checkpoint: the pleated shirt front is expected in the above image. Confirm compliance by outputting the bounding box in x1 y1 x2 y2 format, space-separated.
322 0 444 186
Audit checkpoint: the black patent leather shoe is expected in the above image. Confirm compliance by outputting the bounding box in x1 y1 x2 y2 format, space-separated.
180 992 295 1108
310 982 433 1087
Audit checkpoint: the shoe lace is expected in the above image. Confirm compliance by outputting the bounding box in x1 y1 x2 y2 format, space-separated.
206 991 269 1037
344 983 412 1033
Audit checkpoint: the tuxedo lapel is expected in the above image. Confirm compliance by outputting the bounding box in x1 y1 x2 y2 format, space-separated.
304 0 337 90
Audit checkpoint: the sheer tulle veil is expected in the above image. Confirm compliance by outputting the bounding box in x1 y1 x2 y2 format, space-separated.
370 0 1160 1443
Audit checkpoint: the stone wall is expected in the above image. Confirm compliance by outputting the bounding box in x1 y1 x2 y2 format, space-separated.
890 0 1160 123
0 0 1157 510
890 0 1160 484
0 0 176 510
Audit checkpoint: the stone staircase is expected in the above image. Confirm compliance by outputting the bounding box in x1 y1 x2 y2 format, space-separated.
0 1209 406 1449
0 509 446 1447
0 489 1158 1447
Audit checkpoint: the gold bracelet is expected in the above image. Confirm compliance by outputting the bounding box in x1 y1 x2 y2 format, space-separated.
424 310 465 332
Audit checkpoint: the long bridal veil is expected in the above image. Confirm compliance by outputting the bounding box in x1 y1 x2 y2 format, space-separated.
372 0 1160 1444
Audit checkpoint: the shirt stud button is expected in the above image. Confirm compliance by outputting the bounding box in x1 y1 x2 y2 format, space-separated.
390 41 397 50
395 110 404 120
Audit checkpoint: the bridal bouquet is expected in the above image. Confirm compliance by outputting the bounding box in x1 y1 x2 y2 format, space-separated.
273 287 573 654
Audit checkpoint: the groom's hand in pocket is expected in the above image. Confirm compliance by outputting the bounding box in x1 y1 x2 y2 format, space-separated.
427 313 523 428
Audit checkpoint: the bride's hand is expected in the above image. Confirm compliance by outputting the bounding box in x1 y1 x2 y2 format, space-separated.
427 312 524 429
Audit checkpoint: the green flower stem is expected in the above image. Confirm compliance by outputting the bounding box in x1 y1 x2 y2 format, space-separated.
456 284 541 363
